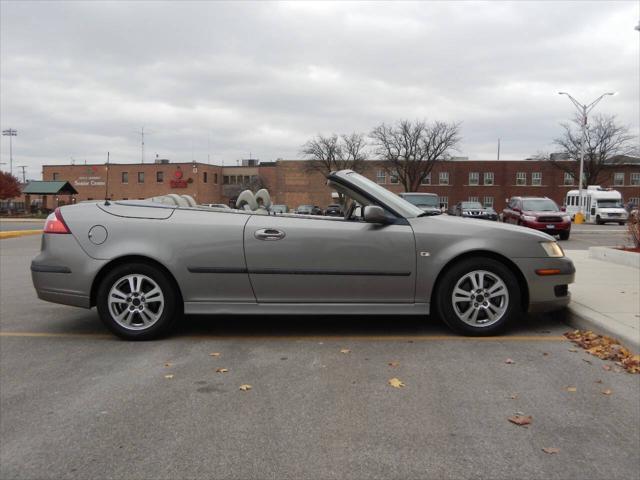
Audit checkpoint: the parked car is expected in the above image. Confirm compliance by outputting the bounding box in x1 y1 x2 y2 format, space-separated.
270 204 288 214
324 204 343 217
397 193 442 216
503 197 571 240
295 205 323 215
32 169 574 340
453 201 498 221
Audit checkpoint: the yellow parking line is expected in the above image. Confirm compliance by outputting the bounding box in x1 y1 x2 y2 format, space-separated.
0 230 42 239
0 331 566 341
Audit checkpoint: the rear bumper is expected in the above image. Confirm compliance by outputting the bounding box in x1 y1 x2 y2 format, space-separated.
31 234 107 309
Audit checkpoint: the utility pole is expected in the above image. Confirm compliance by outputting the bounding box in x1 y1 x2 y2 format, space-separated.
497 138 501 161
558 92 616 219
2 128 17 175
135 127 150 163
17 165 27 183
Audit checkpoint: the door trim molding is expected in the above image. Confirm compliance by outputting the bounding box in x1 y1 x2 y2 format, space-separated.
188 266 411 276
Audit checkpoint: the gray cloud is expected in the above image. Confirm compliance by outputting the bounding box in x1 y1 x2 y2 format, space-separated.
1 0 638 179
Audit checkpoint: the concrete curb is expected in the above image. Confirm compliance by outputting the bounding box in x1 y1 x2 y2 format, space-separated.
0 218 46 223
0 230 42 240
563 303 640 352
588 246 640 269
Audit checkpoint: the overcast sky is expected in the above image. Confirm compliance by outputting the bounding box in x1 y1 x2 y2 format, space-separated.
1 1 638 179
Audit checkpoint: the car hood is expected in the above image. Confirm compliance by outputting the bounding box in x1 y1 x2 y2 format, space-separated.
523 210 566 216
409 214 556 258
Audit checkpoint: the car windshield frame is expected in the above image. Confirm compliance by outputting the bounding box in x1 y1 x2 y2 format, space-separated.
522 199 559 212
329 170 424 218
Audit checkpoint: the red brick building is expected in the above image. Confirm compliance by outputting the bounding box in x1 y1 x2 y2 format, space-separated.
28 157 640 212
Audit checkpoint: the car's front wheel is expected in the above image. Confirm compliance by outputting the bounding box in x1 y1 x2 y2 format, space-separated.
96 263 179 340
435 258 521 336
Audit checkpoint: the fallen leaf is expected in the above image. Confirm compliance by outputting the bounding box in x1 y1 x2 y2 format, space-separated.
542 447 560 454
601 389 612 395
582 359 592 365
209 352 221 357
602 365 612 371
164 363 172 367
216 368 229 373
595 379 603 384
164 374 174 379
340 348 351 354
388 361 400 367
505 358 515 364
388 377 405 388
564 330 639 374
509 394 519 400
568 348 578 352
566 386 577 392
280 357 287 361
542 352 549 356
239 384 252 391
508 415 532 427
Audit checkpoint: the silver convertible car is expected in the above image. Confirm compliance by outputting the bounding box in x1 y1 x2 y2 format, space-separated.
32 170 575 340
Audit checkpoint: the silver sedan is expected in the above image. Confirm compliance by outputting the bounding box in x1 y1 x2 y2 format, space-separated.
32 170 574 340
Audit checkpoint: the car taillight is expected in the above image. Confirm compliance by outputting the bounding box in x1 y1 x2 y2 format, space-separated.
43 208 71 234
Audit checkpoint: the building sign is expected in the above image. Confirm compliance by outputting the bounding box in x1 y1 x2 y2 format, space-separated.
170 168 188 188
74 166 105 187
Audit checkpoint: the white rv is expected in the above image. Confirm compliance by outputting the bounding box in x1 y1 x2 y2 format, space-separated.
564 186 628 225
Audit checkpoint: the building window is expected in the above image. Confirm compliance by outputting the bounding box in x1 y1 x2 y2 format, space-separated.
439 172 449 185
52 172 60 181
223 175 230 185
137 172 144 183
121 172 128 184
214 173 218 184
439 196 448 210
614 172 624 186
532 172 542 186
628 197 639 208
203 172 208 183
516 172 526 185
376 170 386 184
631 173 640 186
483 196 494 208
469 172 479 186
156 171 164 183
564 172 574 185
421 172 431 185
484 172 494 186
389 171 399 184
468 196 479 203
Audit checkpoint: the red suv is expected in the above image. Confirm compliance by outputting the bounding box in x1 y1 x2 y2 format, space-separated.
502 197 571 240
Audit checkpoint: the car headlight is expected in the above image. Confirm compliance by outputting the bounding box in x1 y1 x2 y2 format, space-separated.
540 241 564 258
522 215 536 222
562 215 571 222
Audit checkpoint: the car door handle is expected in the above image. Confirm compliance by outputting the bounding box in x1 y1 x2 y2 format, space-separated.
254 228 286 241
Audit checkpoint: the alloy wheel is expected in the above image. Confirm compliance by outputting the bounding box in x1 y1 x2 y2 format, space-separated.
450 270 509 327
108 274 165 330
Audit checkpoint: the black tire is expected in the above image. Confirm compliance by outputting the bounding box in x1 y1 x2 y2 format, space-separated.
96 262 180 340
618 222 625 226
559 230 570 241
434 257 521 336
596 215 603 225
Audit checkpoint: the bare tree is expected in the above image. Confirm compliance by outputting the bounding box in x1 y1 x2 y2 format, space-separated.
551 114 637 186
301 132 367 176
370 119 461 192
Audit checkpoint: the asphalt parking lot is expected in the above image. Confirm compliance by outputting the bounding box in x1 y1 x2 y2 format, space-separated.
1 234 639 480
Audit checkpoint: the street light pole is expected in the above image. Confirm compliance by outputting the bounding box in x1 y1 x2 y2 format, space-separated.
2 128 17 175
557 92 615 217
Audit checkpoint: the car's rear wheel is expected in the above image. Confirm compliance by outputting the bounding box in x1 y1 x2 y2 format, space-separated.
559 230 570 240
96 263 179 340
435 258 521 336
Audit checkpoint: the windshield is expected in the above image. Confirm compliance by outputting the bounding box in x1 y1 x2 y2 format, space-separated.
597 199 623 208
462 202 483 209
401 194 439 208
523 199 559 211
336 171 424 218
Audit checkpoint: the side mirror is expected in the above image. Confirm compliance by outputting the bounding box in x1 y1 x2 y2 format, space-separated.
364 205 387 224
560 206 566 212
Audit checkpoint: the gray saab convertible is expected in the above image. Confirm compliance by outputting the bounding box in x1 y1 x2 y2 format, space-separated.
32 170 575 340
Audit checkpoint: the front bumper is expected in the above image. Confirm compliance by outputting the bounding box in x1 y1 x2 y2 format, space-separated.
521 220 571 235
511 256 575 313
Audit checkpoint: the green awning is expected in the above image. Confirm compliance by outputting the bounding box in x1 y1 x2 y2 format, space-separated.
22 181 78 195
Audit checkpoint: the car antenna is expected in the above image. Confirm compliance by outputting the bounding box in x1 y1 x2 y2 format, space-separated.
104 151 111 205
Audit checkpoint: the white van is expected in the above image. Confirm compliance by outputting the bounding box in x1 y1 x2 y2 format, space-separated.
565 186 628 225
